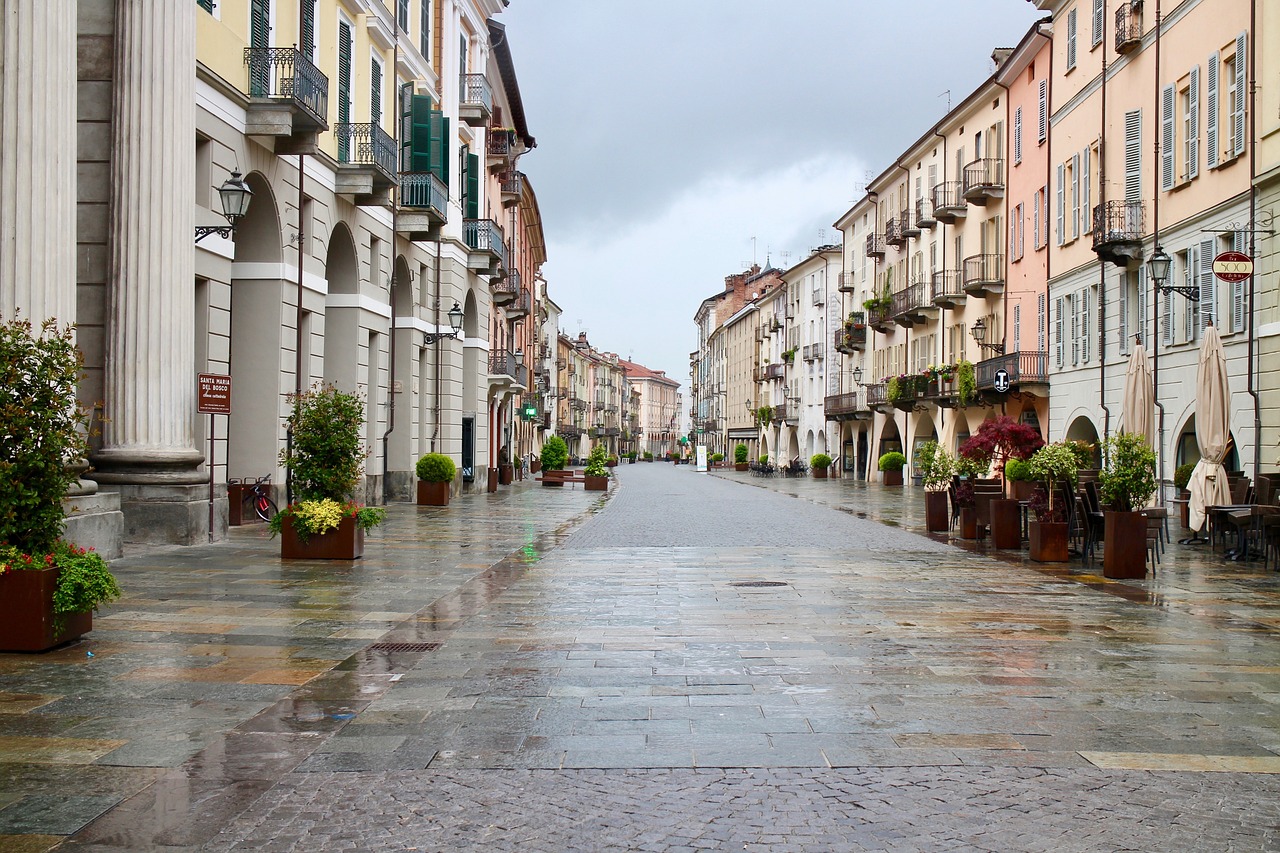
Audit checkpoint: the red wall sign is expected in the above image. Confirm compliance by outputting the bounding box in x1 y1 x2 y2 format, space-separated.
197 373 232 415
1213 251 1253 283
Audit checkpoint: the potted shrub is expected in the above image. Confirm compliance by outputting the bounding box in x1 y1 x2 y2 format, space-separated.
758 454 770 465
540 435 569 486
415 453 456 506
606 455 618 468
734 443 750 472
878 451 907 486
584 445 610 491
1025 442 1079 562
811 453 833 479
643 451 654 462
1004 458 1036 502
0 318 121 651
1097 432 1158 579
1174 462 1196 530
710 452 724 467
273 384 386 559
962 416 1044 550
916 441 954 533
781 347 797 364
954 452 989 539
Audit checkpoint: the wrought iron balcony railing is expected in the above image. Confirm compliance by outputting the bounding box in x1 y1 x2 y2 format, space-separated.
244 47 329 129
837 272 859 292
490 277 517 304
962 158 1005 203
1092 200 1146 262
824 391 864 420
962 254 1005 296
976 351 1049 390
1116 2 1142 53
460 73 494 114
931 181 966 222
488 127 517 158
488 350 520 380
865 383 889 409
866 233 886 258
891 282 930 326
916 196 936 228
464 218 508 268
931 270 965 308
334 123 397 180
884 217 905 247
400 172 448 218
901 207 920 238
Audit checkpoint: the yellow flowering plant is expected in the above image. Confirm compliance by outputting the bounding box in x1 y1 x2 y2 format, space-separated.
268 498 386 543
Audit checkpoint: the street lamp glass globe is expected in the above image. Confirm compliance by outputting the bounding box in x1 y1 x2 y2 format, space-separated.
970 317 987 343
852 366 862 385
218 170 253 222
1148 248 1172 286
447 301 464 333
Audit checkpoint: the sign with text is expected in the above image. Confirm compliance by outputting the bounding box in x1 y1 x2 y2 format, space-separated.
1213 251 1253 283
993 369 1011 394
197 373 232 415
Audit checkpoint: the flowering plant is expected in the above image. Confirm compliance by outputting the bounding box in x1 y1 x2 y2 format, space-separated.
268 498 386 543
923 363 956 382
0 541 121 630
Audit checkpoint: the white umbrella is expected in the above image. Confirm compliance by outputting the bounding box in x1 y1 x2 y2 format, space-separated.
1188 326 1232 532
1120 344 1154 449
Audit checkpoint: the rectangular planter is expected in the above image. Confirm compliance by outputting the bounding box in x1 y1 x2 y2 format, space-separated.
1103 510 1148 579
813 468 828 479
280 514 364 560
1029 521 1069 562
925 490 950 532
499 465 514 485
959 506 978 539
990 499 1022 549
735 462 748 472
883 469 904 486
585 475 609 491
0 567 93 652
416 480 450 506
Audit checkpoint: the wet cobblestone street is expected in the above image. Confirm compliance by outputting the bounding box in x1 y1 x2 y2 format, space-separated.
5 464 1280 850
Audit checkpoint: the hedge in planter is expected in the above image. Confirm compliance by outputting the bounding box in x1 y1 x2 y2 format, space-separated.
584 445 610 491
811 453 832 478
878 451 907 486
415 453 456 506
0 318 121 650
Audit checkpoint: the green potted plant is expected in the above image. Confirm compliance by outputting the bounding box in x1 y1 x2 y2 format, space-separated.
1025 442 1080 562
710 452 725 465
415 452 456 506
584 445 610 491
734 443 750 472
878 451 907 486
273 384 386 559
781 347 797 364
915 440 954 532
811 452 833 479
758 454 770 465
540 435 570 486
757 405 774 424
1004 457 1036 502
643 451 654 462
1097 432 1158 579
0 318 121 652
606 455 619 468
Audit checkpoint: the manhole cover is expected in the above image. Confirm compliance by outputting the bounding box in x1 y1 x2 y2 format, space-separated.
366 642 441 653
730 581 788 588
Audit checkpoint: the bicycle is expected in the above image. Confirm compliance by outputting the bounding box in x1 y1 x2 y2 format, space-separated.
229 474 278 522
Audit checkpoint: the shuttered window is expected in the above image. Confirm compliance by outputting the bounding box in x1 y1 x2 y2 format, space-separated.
1119 271 1129 354
1137 264 1148 348
1092 0 1104 47
198 0 215 14
337 20 352 160
1038 80 1048 143
1199 237 1217 332
1081 288 1091 363
1207 51 1220 168
1071 153 1081 240
1124 110 1142 201
300 0 317 62
1161 83 1176 191
249 0 271 96
1056 163 1066 246
1081 147 1091 233
1231 231 1247 333
1162 286 1173 346
1038 293 1046 353
1055 297 1065 368
1233 32 1247 157
399 83 414 172
1033 191 1042 249
1066 8 1078 70
403 91 448 183
1070 293 1080 366
1186 247 1199 341
370 57 382 127
1188 66 1200 180
464 149 480 219
1013 108 1023 165
420 0 431 60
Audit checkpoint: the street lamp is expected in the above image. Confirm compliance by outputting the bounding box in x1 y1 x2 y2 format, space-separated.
1149 246 1197 301
852 366 863 386
423 301 464 344
969 317 1005 355
195 170 253 242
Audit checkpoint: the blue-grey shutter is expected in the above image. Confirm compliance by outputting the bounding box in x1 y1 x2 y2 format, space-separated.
1056 162 1066 246
1092 0 1104 47
1200 238 1216 331
1188 66 1200 179
1162 284 1173 346
1137 264 1148 347
1056 297 1067 368
1038 80 1048 143
1119 270 1129 353
1081 147 1091 233
1231 231 1246 333
1161 83 1176 191
1234 32 1247 157
1207 52 1220 168
1067 8 1078 69
1124 110 1142 201
1070 293 1080 365
1071 153 1081 239
1081 288 1090 363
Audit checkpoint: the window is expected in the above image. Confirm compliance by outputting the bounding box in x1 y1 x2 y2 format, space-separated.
1066 7 1078 71
1207 50 1221 168
1014 304 1022 353
1070 154 1080 241
1230 33 1247 158
1033 191 1042 249
1081 288 1091 363
1082 145 1093 233
420 0 431 60
1198 237 1216 332
1037 293 1046 353
397 0 409 31
1069 292 1079 365
197 0 215 12
1230 231 1247 333
1119 270 1130 354
1124 109 1142 201
1187 67 1200 180
300 0 317 62
1161 82 1176 191
1056 162 1066 246
1011 203 1025 261
1092 0 1104 47
371 56 383 127
1014 107 1023 165
1038 79 1048 143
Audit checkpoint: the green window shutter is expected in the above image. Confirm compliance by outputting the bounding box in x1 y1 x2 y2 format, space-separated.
428 109 447 180
337 20 352 161
410 94 433 172
399 83 414 172
248 0 271 95
465 149 480 219
197 0 215 14
300 0 316 62
370 59 382 127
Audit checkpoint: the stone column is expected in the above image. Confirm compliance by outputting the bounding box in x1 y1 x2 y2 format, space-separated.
91 1 209 544
0 0 77 323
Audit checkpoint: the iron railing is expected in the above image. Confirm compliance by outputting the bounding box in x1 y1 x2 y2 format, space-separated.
885 217 904 246
891 282 927 318
763 363 785 380
834 324 867 352
500 170 524 197
976 351 1049 390
400 172 448 218
244 47 329 128
824 391 865 419
464 219 508 268
1116 2 1142 52
460 73 493 114
916 196 936 226
963 254 1005 290
507 291 531 318
865 233 886 257
900 207 919 236
869 306 893 332
488 127 517 157
931 270 965 306
962 158 1005 197
865 383 889 408
1092 200 1146 249
334 123 397 180
488 350 520 380
837 272 858 292
931 181 964 214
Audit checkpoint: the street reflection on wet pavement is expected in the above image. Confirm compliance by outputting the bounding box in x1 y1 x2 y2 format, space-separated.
4 464 1280 851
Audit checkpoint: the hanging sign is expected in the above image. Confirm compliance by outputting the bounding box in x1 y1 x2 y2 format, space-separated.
993 369 1011 394
1213 251 1253 283
197 373 232 415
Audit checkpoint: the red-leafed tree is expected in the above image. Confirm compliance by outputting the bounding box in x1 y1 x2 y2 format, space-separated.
959 416 1044 485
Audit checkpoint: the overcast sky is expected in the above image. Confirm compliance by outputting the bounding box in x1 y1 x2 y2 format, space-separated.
499 1 1045 389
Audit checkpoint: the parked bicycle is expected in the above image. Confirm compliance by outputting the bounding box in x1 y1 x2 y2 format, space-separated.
229 474 278 522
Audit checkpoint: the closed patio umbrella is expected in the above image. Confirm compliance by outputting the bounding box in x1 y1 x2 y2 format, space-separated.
1120 344 1154 449
1188 325 1232 532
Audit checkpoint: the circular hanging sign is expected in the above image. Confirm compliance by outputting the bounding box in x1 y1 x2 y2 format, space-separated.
1213 251 1253 283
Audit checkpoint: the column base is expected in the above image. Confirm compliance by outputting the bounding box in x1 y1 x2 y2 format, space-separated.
112 483 227 546
62 491 125 560
89 448 206 485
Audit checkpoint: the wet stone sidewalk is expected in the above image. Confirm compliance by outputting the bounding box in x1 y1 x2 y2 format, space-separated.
6 462 1280 851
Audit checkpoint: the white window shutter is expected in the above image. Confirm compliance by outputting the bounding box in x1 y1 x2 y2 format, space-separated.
1010 211 1018 260
1163 284 1174 346
1082 148 1092 233
1231 231 1246 333
1092 0 1104 47
1184 246 1197 341
1067 9 1078 69
1200 238 1216 330
1188 66 1200 179
1033 191 1042 248
1014 107 1023 164
1038 293 1046 352
1138 264 1148 347
1071 153 1081 239
1161 84 1176 191
1055 297 1064 368
1124 110 1142 201
1056 163 1066 246
1119 271 1129 353
1234 32 1248 157
1207 52 1220 168
1039 80 1048 143
1081 288 1091 363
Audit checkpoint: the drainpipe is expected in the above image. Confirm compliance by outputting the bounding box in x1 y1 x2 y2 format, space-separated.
1247 0 1261 483
431 237 442 451
288 153 306 506
1098 8 1111 440
996 77 1011 377
1152 0 1167 499
1044 24 1055 440
381 33 401 504
934 126 949 440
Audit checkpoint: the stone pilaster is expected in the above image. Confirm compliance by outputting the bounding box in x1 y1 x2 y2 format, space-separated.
0 0 77 323
92 0 203 485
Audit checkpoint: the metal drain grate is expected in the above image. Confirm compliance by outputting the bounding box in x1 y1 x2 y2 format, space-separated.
366 642 441 653
730 581 788 588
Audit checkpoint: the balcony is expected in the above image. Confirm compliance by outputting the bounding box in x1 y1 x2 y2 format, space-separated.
869 306 894 334
976 351 1050 397
459 73 493 127
464 218 507 274
962 158 1005 205
916 196 936 229
922 377 959 409
931 182 967 224
761 363 785 381
1092 200 1146 267
837 272 859 293
865 383 891 413
333 123 397 203
885 217 905 248
931 270 966 308
570 397 587 412
488 350 526 389
772 403 797 425
490 276 517 305
604 426 622 437
487 127 518 171
834 322 867 354
397 172 448 240
891 281 936 327
900 207 920 239
500 170 523 208
865 233 886 259
243 47 329 150
962 253 1005 297
824 391 872 421
593 400 606 412
559 424 584 438
505 290 531 320
1116 2 1142 53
